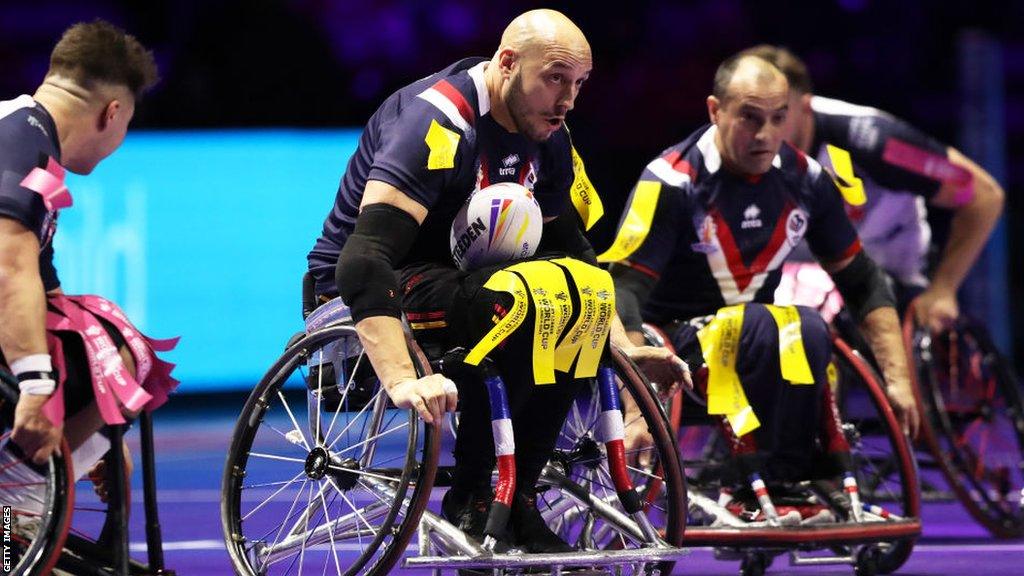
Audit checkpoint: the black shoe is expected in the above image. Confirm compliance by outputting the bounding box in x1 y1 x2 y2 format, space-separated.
441 489 511 552
510 491 574 553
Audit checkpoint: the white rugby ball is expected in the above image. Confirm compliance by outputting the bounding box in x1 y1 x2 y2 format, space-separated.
450 182 543 271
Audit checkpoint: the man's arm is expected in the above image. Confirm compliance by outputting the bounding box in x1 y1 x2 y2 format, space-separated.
824 251 920 438
0 218 63 463
915 147 1005 332
341 180 457 424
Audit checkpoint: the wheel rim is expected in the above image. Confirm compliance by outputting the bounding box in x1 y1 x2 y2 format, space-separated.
222 325 435 575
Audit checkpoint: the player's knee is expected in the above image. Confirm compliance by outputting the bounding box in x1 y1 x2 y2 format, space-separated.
797 306 832 374
118 345 137 380
739 304 778 358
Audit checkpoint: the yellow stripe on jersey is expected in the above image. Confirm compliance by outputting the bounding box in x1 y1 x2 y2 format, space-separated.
825 144 866 206
424 119 460 170
596 180 662 263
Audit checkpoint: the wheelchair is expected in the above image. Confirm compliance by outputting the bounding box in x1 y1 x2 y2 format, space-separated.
903 309 1024 538
0 369 174 575
221 271 689 575
640 316 920 576
778 260 1024 538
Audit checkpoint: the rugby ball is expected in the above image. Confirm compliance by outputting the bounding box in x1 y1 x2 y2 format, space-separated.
450 182 543 271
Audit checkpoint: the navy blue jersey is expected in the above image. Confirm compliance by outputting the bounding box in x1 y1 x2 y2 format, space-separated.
616 124 861 322
307 58 576 295
0 95 62 291
807 96 951 285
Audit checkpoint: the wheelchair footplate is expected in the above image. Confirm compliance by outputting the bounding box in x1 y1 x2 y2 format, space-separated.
403 509 690 575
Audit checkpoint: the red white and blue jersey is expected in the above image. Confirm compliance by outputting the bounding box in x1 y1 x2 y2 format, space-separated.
0 95 62 291
307 58 576 295
807 96 951 286
616 124 861 323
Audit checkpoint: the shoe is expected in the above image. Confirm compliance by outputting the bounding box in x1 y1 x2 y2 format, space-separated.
510 491 574 553
441 489 511 552
722 484 834 527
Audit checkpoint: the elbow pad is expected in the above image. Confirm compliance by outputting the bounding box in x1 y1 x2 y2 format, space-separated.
610 263 657 332
830 251 896 322
335 203 420 323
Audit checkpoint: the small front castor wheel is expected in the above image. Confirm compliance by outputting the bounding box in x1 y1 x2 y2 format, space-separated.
740 552 771 576
855 546 880 576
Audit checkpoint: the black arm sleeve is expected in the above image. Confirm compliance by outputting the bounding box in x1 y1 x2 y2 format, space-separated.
830 250 896 323
335 203 420 323
610 263 657 332
535 207 598 265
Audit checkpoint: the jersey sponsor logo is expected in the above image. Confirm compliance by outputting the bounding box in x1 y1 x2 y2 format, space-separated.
785 209 808 246
451 216 487 266
498 153 520 176
690 215 719 254
848 116 879 150
27 115 49 138
741 203 762 229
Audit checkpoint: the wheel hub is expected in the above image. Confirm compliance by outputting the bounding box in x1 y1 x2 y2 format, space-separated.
304 447 330 480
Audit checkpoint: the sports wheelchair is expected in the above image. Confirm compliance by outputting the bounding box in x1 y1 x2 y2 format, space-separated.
640 315 920 576
0 370 174 575
778 260 1024 538
221 271 690 575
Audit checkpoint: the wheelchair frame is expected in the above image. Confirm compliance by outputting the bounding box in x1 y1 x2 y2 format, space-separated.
0 370 174 576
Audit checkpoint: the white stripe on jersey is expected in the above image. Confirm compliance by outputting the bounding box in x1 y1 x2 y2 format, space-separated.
417 88 471 132
811 95 884 118
466 61 490 116
0 95 36 121
702 209 806 304
696 125 721 174
646 157 691 187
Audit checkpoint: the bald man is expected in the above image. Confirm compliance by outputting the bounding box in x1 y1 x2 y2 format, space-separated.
306 9 685 552
610 54 918 525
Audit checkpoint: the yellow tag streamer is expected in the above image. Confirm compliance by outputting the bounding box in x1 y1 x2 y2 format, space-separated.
765 305 815 385
596 180 662 263
552 258 614 378
506 261 573 384
570 146 604 230
697 305 761 436
424 119 460 170
825 144 866 206
464 270 529 366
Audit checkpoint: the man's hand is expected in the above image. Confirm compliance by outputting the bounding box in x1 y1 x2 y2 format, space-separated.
386 374 458 424
885 378 921 440
913 288 959 334
622 345 692 400
12 394 63 465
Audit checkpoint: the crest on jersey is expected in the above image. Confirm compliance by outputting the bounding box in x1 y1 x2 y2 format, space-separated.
785 209 809 246
522 161 538 191
691 215 719 254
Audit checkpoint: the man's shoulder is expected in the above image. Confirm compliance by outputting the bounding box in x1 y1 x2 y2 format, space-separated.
0 96 58 168
380 58 489 134
641 125 714 191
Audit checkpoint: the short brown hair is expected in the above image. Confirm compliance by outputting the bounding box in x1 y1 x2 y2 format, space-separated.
739 45 813 95
48 19 159 99
712 53 783 102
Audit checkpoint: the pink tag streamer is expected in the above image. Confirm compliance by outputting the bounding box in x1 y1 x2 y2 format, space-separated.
882 138 974 207
19 157 73 211
42 295 180 425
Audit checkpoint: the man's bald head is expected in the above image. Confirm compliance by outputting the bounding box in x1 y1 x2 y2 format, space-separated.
712 54 787 103
497 9 591 66
485 9 592 142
